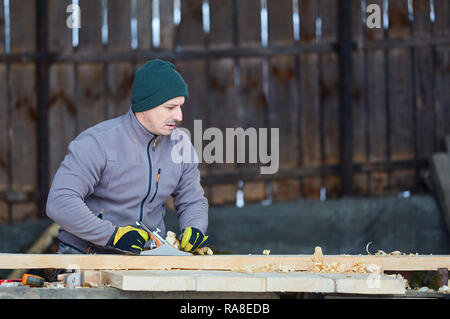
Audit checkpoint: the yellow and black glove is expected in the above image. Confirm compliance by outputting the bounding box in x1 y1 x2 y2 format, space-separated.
179 227 209 253
108 225 149 254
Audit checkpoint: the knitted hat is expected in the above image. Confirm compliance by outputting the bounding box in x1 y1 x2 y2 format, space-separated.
131 59 189 112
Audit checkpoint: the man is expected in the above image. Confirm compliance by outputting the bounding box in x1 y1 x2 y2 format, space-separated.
46 59 209 256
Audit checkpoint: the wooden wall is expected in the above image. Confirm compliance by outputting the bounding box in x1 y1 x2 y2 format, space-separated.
0 0 449 223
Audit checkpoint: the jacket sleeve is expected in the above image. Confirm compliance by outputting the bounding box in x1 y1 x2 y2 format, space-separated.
172 157 209 235
46 133 116 246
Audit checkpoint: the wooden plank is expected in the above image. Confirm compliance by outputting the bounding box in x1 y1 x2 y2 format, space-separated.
9 0 37 222
49 0 73 54
178 0 204 50
0 0 4 54
366 0 388 195
106 62 133 118
77 1 105 132
48 63 77 182
266 271 335 293
239 57 267 202
208 58 237 204
101 270 404 294
238 0 261 48
430 153 450 234
268 60 298 194
102 270 196 291
351 0 368 195
108 0 131 53
299 0 321 199
388 0 415 194
333 273 405 295
0 64 7 193
174 60 208 172
48 0 76 185
209 0 233 49
299 0 316 43
136 0 152 51
1 254 450 271
9 63 37 221
159 0 175 50
412 1 435 161
321 0 340 198
78 0 103 53
76 63 105 132
105 1 132 120
0 63 7 223
267 0 298 201
9 0 35 54
267 0 293 46
239 57 266 136
105 0 133 118
387 0 413 159
195 271 266 292
433 0 450 142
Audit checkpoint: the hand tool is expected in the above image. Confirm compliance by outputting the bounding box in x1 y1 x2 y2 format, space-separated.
22 274 45 287
135 220 191 256
0 274 45 287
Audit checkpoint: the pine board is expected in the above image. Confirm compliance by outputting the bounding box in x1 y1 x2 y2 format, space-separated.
0 254 449 272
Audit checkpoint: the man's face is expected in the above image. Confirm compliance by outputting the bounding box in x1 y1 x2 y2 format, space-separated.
135 96 184 136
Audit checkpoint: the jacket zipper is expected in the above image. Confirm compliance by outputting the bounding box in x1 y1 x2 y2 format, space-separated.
149 168 161 203
139 136 157 222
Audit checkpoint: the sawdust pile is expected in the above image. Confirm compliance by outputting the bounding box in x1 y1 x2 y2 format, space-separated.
165 231 213 255
308 246 379 274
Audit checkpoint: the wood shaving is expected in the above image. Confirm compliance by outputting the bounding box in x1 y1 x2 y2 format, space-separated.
263 249 271 256
366 242 419 256
165 235 181 250
237 262 295 273
197 247 214 255
438 285 449 294
366 242 373 255
309 246 370 274
311 246 324 264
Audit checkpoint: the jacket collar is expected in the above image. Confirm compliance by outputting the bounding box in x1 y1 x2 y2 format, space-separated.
125 106 158 145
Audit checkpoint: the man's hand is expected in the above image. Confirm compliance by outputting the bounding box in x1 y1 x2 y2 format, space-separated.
179 227 209 253
108 225 149 254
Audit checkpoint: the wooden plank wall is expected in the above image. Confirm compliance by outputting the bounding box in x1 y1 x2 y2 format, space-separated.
0 0 449 223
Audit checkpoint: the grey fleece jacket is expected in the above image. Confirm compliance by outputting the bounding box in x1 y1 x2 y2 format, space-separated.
46 107 208 253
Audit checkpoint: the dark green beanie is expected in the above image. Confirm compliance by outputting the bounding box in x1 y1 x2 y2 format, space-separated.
131 59 188 112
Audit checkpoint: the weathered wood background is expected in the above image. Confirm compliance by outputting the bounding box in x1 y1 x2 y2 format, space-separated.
0 0 449 223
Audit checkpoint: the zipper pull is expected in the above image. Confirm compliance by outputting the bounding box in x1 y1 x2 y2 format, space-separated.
156 168 161 184
149 168 161 204
153 137 157 151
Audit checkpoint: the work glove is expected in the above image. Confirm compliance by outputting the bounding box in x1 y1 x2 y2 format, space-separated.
108 225 149 254
179 227 209 253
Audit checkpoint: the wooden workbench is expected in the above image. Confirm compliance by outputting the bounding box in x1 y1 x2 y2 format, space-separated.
1 253 449 296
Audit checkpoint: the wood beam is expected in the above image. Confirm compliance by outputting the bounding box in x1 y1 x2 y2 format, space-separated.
101 270 406 295
0 254 449 271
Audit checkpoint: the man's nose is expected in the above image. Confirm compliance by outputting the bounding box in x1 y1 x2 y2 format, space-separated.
173 107 182 122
